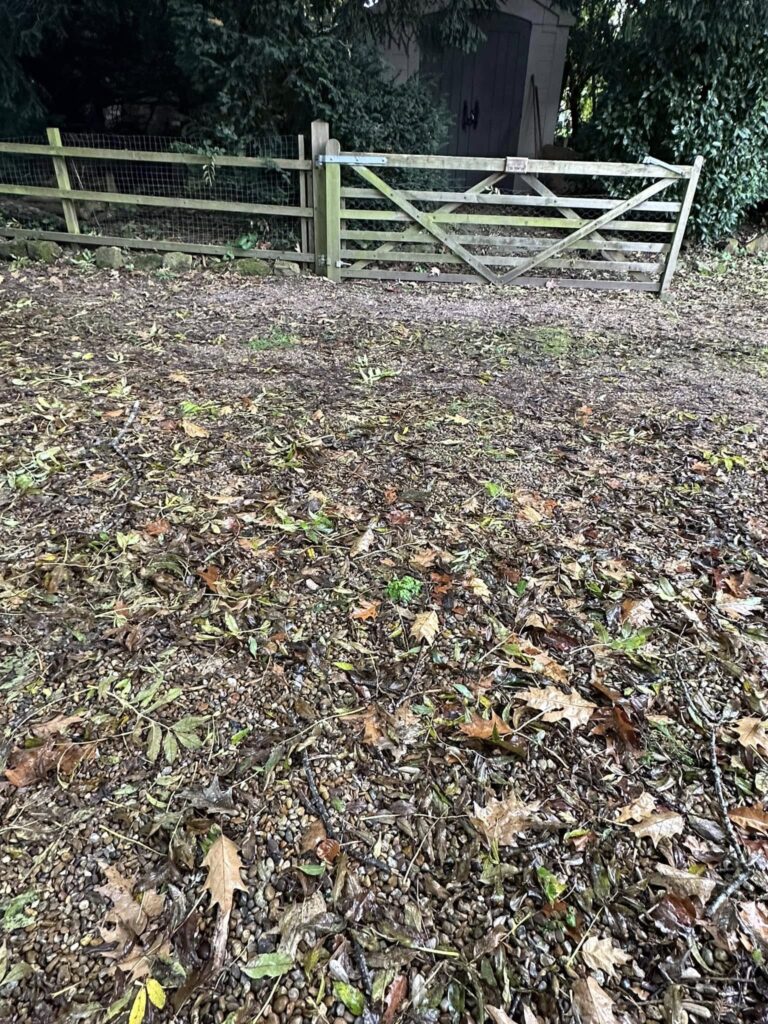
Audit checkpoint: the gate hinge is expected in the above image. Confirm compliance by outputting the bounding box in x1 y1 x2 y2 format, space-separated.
316 154 388 166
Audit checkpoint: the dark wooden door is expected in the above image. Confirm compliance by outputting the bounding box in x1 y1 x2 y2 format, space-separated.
422 12 532 157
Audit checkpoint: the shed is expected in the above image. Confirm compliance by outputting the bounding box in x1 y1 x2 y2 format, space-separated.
381 1 574 158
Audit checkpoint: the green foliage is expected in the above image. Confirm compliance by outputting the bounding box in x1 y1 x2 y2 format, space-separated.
386 575 423 604
570 0 768 240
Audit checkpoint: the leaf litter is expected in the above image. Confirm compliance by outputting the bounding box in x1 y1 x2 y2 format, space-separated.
1 263 768 1021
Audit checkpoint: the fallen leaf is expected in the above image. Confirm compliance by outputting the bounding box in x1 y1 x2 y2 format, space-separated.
350 599 380 621
572 976 616 1024
4 739 95 788
653 892 698 933
487 1009 515 1024
472 793 543 846
180 418 210 438
616 792 657 823
97 866 156 937
202 834 247 916
277 891 327 955
31 715 83 738
522 1008 542 1024
361 709 385 746
143 518 170 537
729 805 768 836
629 811 685 847
317 838 341 864
382 975 408 1024
242 952 294 980
411 610 439 645
591 705 640 748
581 935 632 978
458 711 512 740
737 901 768 946
410 548 438 569
515 686 597 730
197 565 221 591
716 592 763 619
650 864 717 904
620 597 654 628
350 528 375 555
467 575 491 600
300 818 327 854
734 718 768 757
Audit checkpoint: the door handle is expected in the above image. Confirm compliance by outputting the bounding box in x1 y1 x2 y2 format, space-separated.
462 101 479 130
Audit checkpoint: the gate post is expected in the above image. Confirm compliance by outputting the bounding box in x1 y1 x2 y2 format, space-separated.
46 127 80 235
310 120 329 276
323 138 341 283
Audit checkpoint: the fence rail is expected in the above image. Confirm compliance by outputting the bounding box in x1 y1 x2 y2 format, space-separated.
0 122 702 292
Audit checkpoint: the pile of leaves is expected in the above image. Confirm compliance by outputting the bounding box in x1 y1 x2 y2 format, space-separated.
1 257 768 1024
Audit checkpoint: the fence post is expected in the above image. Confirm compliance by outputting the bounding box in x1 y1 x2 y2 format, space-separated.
659 154 703 294
297 134 310 260
323 138 341 282
46 127 80 235
310 120 329 275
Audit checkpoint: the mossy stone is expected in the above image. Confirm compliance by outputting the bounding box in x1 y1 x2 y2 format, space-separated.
132 253 164 271
162 251 193 272
27 240 63 263
274 259 300 277
94 246 124 269
0 240 28 259
234 257 272 276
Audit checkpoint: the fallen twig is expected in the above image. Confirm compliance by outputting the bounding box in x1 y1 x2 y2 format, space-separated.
708 852 766 918
709 724 747 868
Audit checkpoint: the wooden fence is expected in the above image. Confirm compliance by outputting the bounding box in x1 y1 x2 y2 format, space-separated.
0 121 702 292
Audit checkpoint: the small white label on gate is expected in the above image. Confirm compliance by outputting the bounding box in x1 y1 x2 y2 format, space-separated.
505 157 529 173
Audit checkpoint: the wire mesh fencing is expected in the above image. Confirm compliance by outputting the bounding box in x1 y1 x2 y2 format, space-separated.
0 131 311 257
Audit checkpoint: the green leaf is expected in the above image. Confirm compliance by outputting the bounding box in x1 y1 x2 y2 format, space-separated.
146 723 162 763
0 962 33 988
333 661 355 671
223 611 240 635
163 729 179 765
2 891 36 931
230 727 250 745
241 952 294 980
333 981 365 1016
297 863 325 876
536 866 566 905
173 727 203 750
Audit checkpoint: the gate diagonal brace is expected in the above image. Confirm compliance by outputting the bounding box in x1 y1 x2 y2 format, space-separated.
499 176 675 283
351 164 500 285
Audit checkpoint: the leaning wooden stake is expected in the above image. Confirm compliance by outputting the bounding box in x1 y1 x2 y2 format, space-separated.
323 139 341 282
46 127 80 234
659 155 704 294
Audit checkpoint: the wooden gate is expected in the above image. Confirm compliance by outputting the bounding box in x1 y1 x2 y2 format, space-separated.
318 140 703 293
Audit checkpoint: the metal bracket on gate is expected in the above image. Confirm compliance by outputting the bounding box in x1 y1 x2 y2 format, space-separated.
316 154 388 167
642 155 684 176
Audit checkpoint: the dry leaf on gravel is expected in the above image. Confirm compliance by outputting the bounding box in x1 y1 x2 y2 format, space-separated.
180 418 209 438
203 834 246 915
515 686 597 730
472 793 543 846
653 892 698 933
486 1009 515 1024
734 718 768 756
350 598 380 621
458 712 512 739
4 739 96 788
650 864 717 904
350 528 375 555
522 1008 542 1024
729 805 768 836
96 866 164 938
581 936 632 978
467 575 491 600
629 811 685 847
715 591 763 619
31 714 83 738
277 891 327 956
382 975 408 1024
411 610 439 644
737 901 768 946
616 792 656 823
620 597 654 627
572 976 616 1024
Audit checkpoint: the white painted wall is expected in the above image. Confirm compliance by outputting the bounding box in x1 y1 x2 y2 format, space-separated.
380 0 573 156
